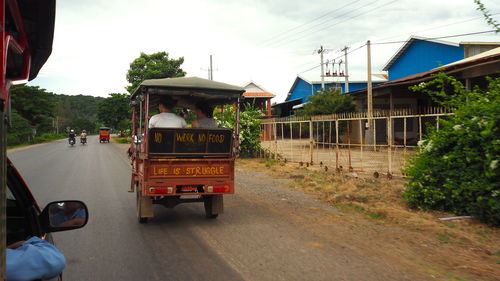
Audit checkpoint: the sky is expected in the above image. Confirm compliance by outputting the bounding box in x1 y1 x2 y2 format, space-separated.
28 0 500 102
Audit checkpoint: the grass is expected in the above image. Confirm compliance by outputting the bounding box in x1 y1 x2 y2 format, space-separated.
7 135 66 149
474 228 491 236
445 223 456 229
367 212 386 219
437 230 453 244
261 158 280 168
112 136 131 143
336 203 365 213
7 143 31 150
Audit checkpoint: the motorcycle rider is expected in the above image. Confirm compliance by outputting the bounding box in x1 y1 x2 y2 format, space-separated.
68 129 76 145
80 129 87 144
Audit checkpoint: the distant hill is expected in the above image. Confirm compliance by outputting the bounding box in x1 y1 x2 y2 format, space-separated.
55 94 104 121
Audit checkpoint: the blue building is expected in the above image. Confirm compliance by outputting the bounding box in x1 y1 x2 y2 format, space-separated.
383 36 464 81
286 75 384 103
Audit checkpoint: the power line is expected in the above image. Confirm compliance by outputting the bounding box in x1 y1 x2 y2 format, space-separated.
328 43 366 62
266 0 381 48
299 29 496 75
299 43 366 74
372 30 497 45
281 0 398 48
374 13 500 42
298 64 321 74
261 0 363 47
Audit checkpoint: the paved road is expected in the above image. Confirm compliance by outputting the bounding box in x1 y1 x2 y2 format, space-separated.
8 136 426 281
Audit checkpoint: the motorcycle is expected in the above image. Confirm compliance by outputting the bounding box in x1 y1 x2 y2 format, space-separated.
69 137 75 146
80 137 87 145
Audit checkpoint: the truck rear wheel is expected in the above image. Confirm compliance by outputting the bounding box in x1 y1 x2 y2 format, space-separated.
204 195 223 219
136 186 153 223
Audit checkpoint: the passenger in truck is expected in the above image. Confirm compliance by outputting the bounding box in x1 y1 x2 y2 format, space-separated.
192 102 217 129
149 96 187 128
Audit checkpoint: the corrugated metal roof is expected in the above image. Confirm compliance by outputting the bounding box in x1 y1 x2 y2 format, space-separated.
350 46 500 96
440 46 500 68
460 42 500 46
243 92 276 98
382 36 459 71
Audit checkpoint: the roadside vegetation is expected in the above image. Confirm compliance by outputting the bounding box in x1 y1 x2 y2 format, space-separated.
297 87 355 117
112 136 131 144
405 74 499 226
214 102 264 158
237 157 500 278
8 86 104 147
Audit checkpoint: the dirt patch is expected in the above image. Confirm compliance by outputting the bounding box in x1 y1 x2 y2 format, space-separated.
238 158 500 281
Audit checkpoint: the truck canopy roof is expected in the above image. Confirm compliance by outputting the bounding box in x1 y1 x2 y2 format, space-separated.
131 77 245 105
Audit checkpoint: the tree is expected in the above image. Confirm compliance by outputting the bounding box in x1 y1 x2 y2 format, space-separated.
69 118 95 134
474 0 500 33
126 52 186 94
404 73 500 226
7 110 32 145
298 88 355 117
10 86 55 125
97 93 131 128
117 119 132 136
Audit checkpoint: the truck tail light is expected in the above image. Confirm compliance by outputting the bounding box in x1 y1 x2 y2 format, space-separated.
213 185 230 193
149 187 174 194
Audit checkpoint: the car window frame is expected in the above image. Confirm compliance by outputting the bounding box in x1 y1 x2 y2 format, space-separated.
6 161 43 239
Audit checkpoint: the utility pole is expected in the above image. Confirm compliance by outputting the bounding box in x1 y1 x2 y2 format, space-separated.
209 55 213 80
365 40 375 147
318 46 325 89
367 40 373 125
343 46 349 93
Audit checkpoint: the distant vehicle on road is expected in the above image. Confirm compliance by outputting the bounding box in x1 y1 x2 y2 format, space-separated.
99 127 111 143
129 77 244 222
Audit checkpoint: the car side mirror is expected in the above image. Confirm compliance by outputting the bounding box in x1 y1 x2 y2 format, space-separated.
40 200 89 233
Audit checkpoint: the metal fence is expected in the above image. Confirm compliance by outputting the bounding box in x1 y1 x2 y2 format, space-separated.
260 107 452 177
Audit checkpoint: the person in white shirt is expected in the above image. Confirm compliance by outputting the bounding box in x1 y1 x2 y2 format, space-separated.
149 96 187 128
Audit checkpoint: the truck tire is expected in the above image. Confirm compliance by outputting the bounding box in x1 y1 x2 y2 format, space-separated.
136 186 152 223
204 195 223 219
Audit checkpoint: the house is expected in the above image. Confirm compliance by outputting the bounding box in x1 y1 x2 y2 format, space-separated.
242 81 275 116
349 46 500 145
383 36 500 81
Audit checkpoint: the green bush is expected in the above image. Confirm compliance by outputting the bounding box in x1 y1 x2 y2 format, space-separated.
7 109 32 146
7 135 22 146
35 133 65 143
403 74 499 226
214 102 264 158
114 137 131 144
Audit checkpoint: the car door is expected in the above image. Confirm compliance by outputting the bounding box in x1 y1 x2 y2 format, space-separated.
6 160 62 281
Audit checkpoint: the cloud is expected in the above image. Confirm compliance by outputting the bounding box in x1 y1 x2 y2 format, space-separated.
29 0 500 102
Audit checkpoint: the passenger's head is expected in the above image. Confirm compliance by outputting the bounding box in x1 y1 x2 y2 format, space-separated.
195 101 214 118
158 96 177 112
